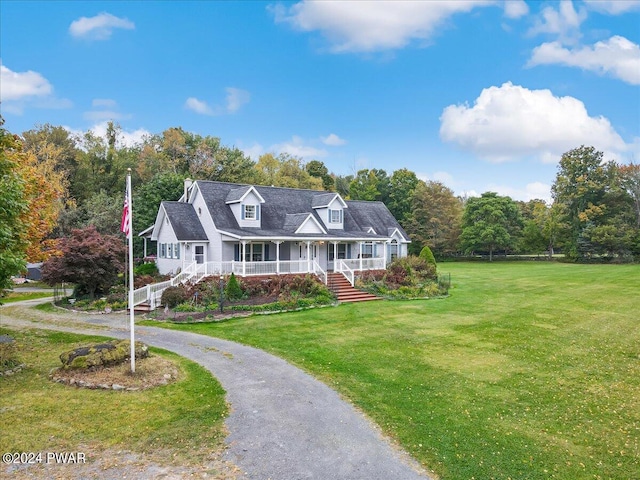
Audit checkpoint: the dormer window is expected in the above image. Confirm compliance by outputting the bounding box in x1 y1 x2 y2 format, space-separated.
242 204 260 220
329 209 343 223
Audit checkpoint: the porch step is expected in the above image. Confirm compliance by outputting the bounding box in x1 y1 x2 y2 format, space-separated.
327 273 380 303
129 302 152 313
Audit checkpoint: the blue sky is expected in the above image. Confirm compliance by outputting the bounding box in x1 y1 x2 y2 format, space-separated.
1 1 639 202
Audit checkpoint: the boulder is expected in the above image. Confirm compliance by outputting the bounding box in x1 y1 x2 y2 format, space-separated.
59 340 149 369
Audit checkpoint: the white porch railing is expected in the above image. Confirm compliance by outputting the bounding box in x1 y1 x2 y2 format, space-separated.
132 257 381 309
312 260 327 285
342 257 386 272
335 260 354 286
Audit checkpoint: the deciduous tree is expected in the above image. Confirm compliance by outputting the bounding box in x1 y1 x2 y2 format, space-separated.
460 192 523 261
406 181 462 257
41 226 125 298
0 120 28 300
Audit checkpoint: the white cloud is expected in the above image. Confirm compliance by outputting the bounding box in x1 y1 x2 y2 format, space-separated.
225 87 250 113
0 63 52 102
528 36 640 85
239 142 265 160
489 182 552 202
271 0 495 53
84 99 132 122
528 0 587 43
439 82 627 163
583 0 640 15
185 97 214 115
503 0 529 19
69 12 135 40
321 133 347 146
83 110 131 122
185 88 250 116
67 122 150 148
92 98 117 108
271 135 328 159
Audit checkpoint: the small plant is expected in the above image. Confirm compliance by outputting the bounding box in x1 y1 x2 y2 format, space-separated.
161 286 189 308
225 273 244 301
0 335 20 370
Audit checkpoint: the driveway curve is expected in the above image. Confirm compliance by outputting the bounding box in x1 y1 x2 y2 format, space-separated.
1 303 432 480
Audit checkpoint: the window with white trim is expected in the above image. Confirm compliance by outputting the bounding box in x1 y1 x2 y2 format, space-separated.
329 209 343 223
244 205 256 219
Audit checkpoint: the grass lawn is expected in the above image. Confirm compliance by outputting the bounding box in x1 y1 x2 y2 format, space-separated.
148 261 640 480
0 328 228 470
1 290 53 304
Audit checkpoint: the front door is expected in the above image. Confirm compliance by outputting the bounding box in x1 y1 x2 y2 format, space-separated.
194 245 205 264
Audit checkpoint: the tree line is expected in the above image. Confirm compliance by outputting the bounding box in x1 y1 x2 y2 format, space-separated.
1 119 639 296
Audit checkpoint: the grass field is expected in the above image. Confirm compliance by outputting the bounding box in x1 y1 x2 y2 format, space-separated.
153 262 640 480
0 328 228 470
1 290 53 304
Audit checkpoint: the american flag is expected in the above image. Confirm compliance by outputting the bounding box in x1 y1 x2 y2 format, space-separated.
121 182 131 239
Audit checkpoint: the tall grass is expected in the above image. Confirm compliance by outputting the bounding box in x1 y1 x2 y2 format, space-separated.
158 262 640 480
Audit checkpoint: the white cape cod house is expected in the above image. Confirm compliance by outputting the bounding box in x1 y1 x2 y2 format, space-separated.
147 180 410 285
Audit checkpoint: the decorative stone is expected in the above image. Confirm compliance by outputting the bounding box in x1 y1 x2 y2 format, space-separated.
59 340 149 369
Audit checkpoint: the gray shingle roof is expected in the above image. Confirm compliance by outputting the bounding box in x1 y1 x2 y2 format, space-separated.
192 181 409 241
163 202 208 241
225 186 252 203
311 193 339 208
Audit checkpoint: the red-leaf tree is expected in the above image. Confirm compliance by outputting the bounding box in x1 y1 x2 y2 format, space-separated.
42 226 126 298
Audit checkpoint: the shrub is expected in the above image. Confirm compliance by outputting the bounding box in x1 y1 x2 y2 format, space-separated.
225 273 244 301
134 262 159 276
419 246 437 269
161 286 189 308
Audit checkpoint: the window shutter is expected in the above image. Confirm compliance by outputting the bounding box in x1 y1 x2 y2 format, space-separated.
176 243 180 259
264 244 269 260
234 244 240 262
340 209 343 223
241 206 245 220
256 205 261 221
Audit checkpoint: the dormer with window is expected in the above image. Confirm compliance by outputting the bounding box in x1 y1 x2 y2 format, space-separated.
312 193 347 230
226 186 265 228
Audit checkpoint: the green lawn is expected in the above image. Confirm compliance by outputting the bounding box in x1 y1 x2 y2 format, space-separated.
0 328 228 468
151 262 640 480
1 290 53 304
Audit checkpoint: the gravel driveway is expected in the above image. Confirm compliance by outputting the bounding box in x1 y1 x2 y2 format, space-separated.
1 301 433 480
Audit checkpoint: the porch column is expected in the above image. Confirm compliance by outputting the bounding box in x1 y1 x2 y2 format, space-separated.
242 241 247 276
383 241 388 266
274 241 282 275
359 241 363 271
306 241 311 273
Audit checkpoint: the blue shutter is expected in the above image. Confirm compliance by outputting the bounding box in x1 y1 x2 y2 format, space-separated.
340 209 343 223
241 206 245 220
256 205 261 220
175 243 180 259
264 244 269 260
234 244 240 261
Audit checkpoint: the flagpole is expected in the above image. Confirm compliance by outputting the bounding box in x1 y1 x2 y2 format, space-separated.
126 169 136 373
